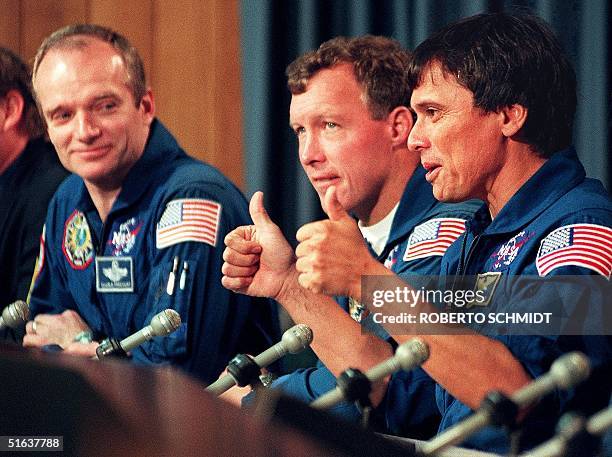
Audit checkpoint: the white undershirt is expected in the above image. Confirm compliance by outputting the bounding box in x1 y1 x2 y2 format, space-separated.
358 203 399 256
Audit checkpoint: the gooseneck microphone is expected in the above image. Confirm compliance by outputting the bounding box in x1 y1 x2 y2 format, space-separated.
311 338 430 410
421 351 591 456
96 309 182 358
521 406 612 457
0 300 29 330
206 324 313 396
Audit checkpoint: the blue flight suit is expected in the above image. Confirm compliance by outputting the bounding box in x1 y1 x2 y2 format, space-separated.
28 120 279 384
436 148 612 452
263 166 481 437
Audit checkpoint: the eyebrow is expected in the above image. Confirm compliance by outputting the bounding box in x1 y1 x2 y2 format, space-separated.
411 100 443 111
45 92 121 117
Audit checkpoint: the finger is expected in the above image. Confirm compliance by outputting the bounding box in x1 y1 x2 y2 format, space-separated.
249 191 274 228
296 220 326 243
25 321 36 335
221 275 254 292
221 262 259 278
33 312 70 326
297 272 322 295
63 342 98 357
294 240 308 259
294 256 312 275
22 333 51 348
222 246 260 267
295 238 321 259
323 186 350 221
224 228 262 254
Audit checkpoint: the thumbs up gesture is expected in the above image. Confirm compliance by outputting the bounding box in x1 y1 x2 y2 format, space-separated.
295 186 374 298
222 192 295 299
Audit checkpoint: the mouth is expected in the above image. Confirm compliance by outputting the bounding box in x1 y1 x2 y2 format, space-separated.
422 161 441 183
72 145 112 158
310 174 341 189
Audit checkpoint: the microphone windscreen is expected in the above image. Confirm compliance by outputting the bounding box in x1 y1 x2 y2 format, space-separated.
150 309 182 336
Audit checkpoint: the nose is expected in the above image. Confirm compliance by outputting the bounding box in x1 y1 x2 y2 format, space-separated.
75 111 101 143
407 118 429 153
299 133 325 166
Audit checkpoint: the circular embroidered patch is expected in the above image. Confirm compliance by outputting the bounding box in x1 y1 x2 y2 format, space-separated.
62 210 94 269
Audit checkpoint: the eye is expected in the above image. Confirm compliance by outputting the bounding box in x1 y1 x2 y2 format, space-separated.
293 126 305 137
51 110 72 123
97 100 118 113
325 121 338 129
424 107 441 121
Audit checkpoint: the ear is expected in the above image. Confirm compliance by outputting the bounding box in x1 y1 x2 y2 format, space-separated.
500 104 528 138
387 106 413 147
0 90 25 132
139 88 156 125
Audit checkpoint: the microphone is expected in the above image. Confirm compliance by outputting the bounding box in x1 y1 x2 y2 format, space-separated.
421 351 592 455
522 406 612 457
96 309 182 358
206 324 313 396
0 300 29 330
311 338 430 410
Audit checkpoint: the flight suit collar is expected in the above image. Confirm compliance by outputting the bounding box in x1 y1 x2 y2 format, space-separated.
466 147 585 236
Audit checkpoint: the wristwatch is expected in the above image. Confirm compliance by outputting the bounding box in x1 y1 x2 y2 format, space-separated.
73 330 94 344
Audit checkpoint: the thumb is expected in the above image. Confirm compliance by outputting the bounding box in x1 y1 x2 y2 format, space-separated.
249 191 274 227
323 186 350 221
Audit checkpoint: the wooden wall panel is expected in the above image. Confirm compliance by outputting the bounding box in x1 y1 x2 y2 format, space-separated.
211 0 244 188
152 0 244 188
88 0 153 84
0 0 244 188
0 0 21 53
21 0 87 60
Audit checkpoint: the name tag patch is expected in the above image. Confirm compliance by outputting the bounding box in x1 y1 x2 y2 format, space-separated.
96 257 134 292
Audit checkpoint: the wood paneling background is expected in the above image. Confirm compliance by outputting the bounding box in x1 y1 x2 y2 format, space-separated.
0 0 244 188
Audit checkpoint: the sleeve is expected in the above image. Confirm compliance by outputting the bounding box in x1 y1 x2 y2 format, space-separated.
446 213 612 451
243 361 363 423
383 367 441 439
28 204 79 318
129 183 278 385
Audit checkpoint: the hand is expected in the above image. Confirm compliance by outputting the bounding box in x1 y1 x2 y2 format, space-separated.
215 364 267 407
295 186 377 297
222 191 296 299
23 309 91 349
63 341 99 357
218 384 253 407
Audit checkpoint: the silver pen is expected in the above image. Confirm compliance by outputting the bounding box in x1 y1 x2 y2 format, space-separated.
166 256 179 295
179 261 189 290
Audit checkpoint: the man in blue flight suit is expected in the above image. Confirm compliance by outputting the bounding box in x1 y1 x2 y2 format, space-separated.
23 24 278 385
221 36 479 437
292 13 611 454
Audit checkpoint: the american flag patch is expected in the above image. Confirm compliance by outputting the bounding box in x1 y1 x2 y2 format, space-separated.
536 223 612 279
156 199 221 249
403 218 466 262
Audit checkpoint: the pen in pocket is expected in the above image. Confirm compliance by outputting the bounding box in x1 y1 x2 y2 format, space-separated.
166 256 179 296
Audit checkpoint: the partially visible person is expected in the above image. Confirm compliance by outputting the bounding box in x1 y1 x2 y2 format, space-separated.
221 35 479 437
0 47 69 343
24 25 278 384
289 13 611 453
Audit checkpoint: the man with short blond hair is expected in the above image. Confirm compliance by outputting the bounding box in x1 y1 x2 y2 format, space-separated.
26 24 278 383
